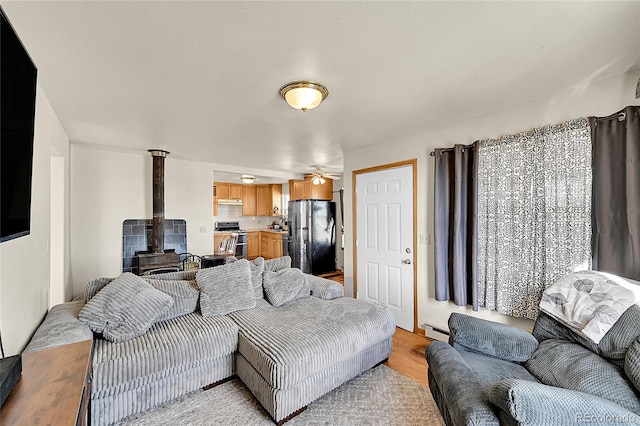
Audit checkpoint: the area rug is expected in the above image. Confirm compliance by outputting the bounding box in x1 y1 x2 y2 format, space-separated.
117 365 445 425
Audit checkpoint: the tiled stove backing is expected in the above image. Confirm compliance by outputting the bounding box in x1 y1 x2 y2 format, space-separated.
122 219 186 274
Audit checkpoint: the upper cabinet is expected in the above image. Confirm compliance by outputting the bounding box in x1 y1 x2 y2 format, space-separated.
289 179 332 201
257 184 282 216
242 185 257 216
214 182 282 217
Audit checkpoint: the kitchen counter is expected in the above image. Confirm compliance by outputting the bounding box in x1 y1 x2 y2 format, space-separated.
261 229 288 234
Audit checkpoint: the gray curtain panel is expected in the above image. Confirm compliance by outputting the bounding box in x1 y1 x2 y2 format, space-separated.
434 143 478 310
589 106 640 281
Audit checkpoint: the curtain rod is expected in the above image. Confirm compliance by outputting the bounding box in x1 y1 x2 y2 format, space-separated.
429 142 476 157
594 111 626 123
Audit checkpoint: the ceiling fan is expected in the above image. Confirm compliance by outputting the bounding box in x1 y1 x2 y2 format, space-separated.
305 167 342 185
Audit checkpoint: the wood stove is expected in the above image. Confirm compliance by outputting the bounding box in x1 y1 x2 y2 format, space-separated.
135 149 181 275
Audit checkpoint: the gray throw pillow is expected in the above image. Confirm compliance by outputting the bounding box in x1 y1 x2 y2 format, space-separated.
250 257 265 299
143 279 199 322
263 268 310 307
264 255 292 272
196 258 256 316
525 339 640 414
78 272 174 343
85 277 114 302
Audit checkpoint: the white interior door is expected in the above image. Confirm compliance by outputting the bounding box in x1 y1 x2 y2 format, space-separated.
356 165 414 331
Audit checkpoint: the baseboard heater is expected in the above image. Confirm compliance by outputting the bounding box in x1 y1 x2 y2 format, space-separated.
423 323 450 342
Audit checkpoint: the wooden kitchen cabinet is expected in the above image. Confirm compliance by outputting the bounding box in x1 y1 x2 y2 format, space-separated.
256 184 283 216
242 186 257 216
289 179 333 201
247 231 260 259
260 231 283 259
215 183 242 200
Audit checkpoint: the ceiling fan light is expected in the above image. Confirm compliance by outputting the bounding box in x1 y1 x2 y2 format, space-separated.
240 175 255 184
311 176 321 185
279 81 328 112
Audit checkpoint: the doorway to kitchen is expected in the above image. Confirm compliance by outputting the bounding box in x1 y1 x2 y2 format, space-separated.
353 160 417 332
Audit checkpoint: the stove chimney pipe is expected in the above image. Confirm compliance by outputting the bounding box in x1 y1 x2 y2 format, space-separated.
148 149 169 254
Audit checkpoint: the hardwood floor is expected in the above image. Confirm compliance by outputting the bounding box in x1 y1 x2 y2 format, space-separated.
385 327 431 386
317 271 432 386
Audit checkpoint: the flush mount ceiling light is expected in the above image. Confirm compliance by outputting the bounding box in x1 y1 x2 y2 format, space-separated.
240 175 255 184
279 81 329 112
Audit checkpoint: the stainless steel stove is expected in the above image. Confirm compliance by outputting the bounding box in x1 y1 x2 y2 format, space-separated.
214 221 247 259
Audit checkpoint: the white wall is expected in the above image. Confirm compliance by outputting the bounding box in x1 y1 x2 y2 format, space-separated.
69 147 214 296
343 70 640 332
0 85 70 356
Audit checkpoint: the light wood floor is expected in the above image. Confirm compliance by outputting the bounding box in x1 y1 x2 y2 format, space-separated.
318 271 432 386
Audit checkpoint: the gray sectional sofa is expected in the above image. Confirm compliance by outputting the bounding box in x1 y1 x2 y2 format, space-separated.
24 256 395 425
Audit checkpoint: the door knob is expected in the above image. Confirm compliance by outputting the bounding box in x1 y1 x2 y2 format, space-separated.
402 259 411 265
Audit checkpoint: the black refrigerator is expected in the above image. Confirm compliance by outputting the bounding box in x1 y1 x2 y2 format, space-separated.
288 200 336 275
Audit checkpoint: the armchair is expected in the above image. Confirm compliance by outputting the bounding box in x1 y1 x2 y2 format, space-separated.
426 308 640 425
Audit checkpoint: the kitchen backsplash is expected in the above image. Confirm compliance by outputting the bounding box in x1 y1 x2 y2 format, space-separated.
216 205 284 230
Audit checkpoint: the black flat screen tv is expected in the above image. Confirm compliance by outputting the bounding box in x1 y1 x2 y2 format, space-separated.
1 8 37 243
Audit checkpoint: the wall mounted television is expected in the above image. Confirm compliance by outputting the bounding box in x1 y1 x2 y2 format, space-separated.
1 8 37 243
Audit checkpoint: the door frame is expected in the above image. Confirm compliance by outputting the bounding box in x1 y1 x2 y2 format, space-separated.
352 159 418 333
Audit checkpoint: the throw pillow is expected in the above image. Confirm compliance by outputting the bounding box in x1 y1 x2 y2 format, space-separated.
78 272 174 343
525 339 640 414
263 268 310 307
264 255 291 272
249 257 265 299
85 277 114 302
143 279 200 322
196 258 256 316
539 270 636 343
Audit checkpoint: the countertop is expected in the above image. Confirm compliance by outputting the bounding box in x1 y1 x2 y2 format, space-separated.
214 229 287 235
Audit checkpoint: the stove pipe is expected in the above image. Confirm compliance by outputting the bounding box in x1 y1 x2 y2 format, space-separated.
148 149 169 254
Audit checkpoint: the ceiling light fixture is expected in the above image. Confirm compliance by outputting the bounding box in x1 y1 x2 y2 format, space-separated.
240 175 255 184
279 81 329 112
311 175 326 186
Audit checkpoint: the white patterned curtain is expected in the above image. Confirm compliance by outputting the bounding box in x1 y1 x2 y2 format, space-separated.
477 118 592 319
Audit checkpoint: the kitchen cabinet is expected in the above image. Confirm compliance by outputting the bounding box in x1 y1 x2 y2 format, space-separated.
260 231 283 259
289 179 332 201
247 231 260 259
242 186 257 216
215 183 242 200
256 184 283 216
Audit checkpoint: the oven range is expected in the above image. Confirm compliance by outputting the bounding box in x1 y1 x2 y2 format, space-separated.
214 221 247 259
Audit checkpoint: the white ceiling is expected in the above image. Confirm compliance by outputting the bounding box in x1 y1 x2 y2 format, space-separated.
2 1 639 179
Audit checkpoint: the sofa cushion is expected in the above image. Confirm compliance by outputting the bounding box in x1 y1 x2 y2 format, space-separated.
525 339 640 414
229 297 395 390
92 312 238 397
449 313 539 363
533 305 640 368
263 255 291 272
196 259 256 316
489 379 639 425
626 338 640 392
143 279 199 322
79 273 174 343
249 257 265 299
262 268 310 307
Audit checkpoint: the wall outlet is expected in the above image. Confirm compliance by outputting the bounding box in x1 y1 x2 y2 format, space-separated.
199 226 207 233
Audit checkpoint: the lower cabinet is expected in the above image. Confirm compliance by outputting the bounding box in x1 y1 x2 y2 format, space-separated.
259 231 283 259
247 231 260 259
